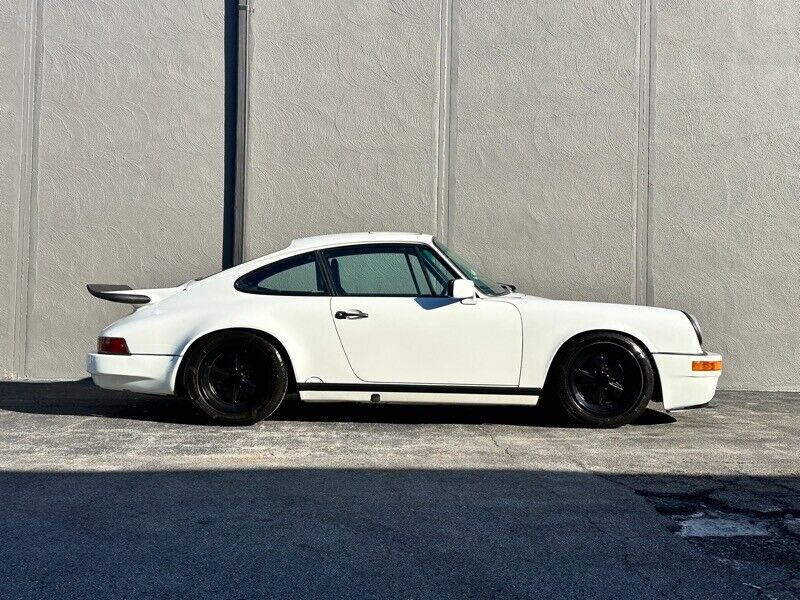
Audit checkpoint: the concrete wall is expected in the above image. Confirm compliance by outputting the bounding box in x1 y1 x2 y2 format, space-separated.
245 0 442 257
650 0 800 391
246 0 644 302
1 0 798 390
3 0 225 379
449 0 641 304
0 0 29 378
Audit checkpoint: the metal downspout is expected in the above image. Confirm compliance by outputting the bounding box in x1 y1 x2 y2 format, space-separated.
232 0 252 266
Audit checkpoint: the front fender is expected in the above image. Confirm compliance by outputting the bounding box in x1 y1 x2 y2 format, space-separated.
510 296 701 388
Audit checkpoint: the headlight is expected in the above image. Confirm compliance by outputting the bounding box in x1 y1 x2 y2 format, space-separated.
682 311 703 346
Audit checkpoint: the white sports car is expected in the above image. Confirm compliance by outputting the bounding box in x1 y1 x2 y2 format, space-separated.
87 232 722 427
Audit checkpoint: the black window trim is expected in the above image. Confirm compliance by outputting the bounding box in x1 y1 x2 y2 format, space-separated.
319 242 459 298
233 241 470 299
234 251 333 296
403 250 426 296
416 245 452 294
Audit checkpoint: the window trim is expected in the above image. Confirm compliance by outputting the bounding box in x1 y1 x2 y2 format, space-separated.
319 243 458 298
234 251 332 296
416 245 453 295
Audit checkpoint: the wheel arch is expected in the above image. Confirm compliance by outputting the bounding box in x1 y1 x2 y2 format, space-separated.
172 327 298 397
541 329 663 403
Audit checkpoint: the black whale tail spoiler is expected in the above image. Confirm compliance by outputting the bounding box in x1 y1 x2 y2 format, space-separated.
86 284 152 304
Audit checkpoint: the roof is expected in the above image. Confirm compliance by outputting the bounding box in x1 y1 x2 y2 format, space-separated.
222 232 437 278
286 232 434 253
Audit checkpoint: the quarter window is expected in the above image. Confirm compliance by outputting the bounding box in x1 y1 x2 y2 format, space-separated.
235 252 327 295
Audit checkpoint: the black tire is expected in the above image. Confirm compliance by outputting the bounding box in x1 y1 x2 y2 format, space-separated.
552 332 654 428
184 331 288 425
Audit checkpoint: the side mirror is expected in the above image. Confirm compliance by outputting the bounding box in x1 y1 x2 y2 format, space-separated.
448 279 476 304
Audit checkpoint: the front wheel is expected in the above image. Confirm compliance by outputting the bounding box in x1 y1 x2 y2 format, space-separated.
185 331 288 425
552 332 655 428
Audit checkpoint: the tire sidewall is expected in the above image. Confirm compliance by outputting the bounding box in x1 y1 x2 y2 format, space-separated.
556 333 655 428
185 332 288 425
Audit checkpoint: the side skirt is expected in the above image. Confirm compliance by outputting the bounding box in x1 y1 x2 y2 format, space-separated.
297 383 542 406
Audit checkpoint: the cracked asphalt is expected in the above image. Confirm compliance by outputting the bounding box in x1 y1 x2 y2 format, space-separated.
0 382 798 599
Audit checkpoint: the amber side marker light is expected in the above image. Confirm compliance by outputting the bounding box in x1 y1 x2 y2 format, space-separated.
98 337 130 355
692 360 722 372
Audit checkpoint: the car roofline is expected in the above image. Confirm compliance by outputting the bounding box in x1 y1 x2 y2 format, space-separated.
286 232 434 253
211 233 436 281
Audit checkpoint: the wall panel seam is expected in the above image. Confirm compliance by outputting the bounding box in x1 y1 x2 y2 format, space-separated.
645 0 656 307
634 0 653 306
11 0 43 379
435 0 454 243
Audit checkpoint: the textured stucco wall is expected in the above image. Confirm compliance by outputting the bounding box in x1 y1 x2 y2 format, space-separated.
244 0 442 258
5 0 225 379
650 0 800 390
449 0 641 304
0 0 29 378
245 0 647 303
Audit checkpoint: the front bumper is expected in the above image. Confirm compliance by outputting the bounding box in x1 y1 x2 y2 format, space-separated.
653 352 722 411
86 353 180 395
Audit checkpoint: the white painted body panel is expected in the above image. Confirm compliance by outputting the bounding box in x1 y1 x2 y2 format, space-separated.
105 294 354 385
504 294 703 388
86 232 720 413
654 353 722 411
329 296 522 385
87 353 179 395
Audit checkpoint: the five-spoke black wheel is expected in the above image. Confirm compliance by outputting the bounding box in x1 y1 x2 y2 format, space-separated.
185 331 288 425
553 332 654 427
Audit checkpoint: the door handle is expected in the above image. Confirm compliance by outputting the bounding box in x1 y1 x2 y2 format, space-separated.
335 309 369 320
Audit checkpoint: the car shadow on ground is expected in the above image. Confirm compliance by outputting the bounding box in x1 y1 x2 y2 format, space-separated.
0 380 676 427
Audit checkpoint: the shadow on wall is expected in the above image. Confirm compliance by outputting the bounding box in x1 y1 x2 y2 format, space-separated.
0 380 676 427
0 468 797 599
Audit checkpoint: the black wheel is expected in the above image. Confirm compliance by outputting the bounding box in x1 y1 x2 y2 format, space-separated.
553 332 654 428
184 331 288 425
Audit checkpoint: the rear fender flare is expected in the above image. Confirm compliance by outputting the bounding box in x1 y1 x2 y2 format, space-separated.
172 328 297 396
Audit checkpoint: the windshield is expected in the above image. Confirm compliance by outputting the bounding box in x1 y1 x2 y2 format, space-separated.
434 239 510 297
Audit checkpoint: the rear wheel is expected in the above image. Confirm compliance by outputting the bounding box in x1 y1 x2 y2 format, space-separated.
185 331 288 425
552 332 654 428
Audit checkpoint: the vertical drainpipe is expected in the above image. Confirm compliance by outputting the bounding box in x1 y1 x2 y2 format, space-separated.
232 0 252 266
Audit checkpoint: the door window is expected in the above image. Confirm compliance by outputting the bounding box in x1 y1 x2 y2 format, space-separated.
235 252 328 295
323 245 454 297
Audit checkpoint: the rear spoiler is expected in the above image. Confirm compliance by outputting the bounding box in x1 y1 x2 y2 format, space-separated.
87 284 151 304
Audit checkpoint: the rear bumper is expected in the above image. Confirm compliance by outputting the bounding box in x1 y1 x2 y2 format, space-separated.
653 352 722 411
86 353 180 395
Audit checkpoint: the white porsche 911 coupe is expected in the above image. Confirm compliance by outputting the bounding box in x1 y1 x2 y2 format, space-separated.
87 232 722 427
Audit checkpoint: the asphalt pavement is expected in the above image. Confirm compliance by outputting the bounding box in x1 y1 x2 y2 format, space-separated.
0 382 797 599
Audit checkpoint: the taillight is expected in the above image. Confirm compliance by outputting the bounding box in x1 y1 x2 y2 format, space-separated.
98 337 130 355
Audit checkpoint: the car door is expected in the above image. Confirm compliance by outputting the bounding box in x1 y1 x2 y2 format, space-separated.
323 244 522 385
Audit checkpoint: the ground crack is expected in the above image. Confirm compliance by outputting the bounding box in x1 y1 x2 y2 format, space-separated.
478 424 512 458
